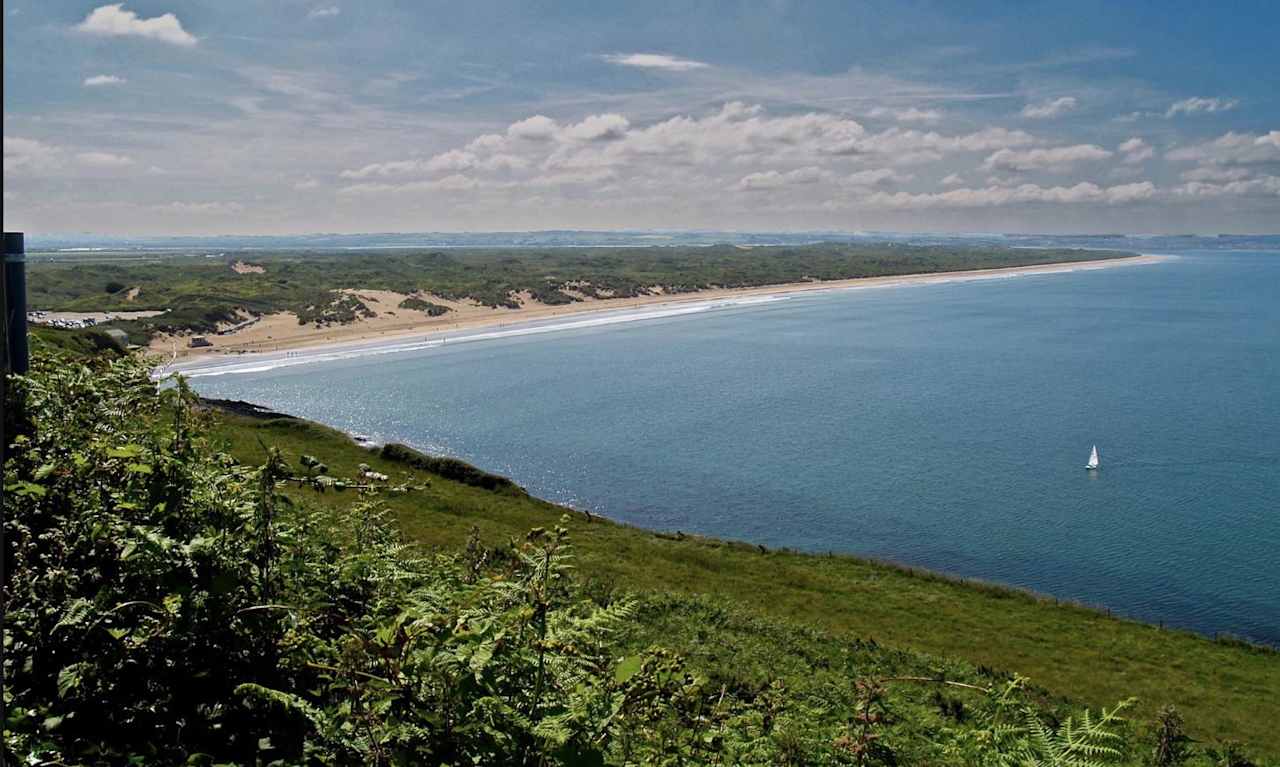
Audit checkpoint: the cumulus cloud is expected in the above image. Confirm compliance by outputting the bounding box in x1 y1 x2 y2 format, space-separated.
339 149 533 180
828 126 1038 162
1180 166 1251 183
325 103 1194 221
526 168 618 188
155 201 245 214
425 150 479 173
844 168 912 187
308 5 340 19
561 113 630 141
1170 175 1280 199
869 106 941 124
507 114 560 141
982 144 1111 172
76 151 134 168
293 178 321 190
1021 97 1078 119
1165 97 1238 117
601 52 710 71
1166 131 1280 166
83 74 127 87
736 166 830 191
860 181 1155 210
1118 137 1154 164
4 137 60 173
340 159 425 179
76 4 197 46
340 173 521 195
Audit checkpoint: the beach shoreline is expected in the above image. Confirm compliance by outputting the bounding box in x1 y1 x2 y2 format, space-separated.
156 253 1169 369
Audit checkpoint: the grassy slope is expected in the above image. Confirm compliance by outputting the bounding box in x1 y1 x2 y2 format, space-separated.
207 411 1280 754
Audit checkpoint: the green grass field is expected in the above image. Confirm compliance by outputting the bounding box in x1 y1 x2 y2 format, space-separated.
206 408 1280 755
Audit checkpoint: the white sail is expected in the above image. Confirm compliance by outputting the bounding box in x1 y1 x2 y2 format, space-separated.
1086 445 1099 469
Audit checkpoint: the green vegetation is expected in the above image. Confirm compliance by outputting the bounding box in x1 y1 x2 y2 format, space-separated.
293 291 376 327
25 243 1135 340
5 345 1276 764
398 295 452 316
25 325 128 358
381 442 522 492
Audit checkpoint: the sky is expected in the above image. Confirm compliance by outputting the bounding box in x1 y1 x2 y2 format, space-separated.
3 1 1279 236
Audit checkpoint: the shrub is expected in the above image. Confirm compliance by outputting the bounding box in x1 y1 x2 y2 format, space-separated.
380 442 522 493
397 296 451 316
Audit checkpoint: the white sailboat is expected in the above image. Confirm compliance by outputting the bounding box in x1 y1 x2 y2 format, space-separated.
1086 445 1100 470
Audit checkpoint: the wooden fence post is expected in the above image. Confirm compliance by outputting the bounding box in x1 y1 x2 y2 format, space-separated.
4 232 29 375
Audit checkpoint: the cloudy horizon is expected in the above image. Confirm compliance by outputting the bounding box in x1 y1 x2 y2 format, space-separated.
4 1 1278 236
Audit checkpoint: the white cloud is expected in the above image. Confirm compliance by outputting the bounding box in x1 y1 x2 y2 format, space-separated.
83 74 127 87
844 168 911 187
561 113 630 142
736 166 830 191
337 104 1052 210
527 168 617 188
1021 97 1078 119
1118 137 1154 164
308 5 340 19
1170 176 1280 199
424 150 477 173
982 144 1111 172
293 178 321 190
339 148 532 180
76 151 134 168
601 53 710 71
507 114 560 141
155 201 245 214
76 4 197 46
939 173 964 187
860 181 1155 210
869 106 942 124
339 174 481 195
4 136 60 173
466 134 508 153
828 126 1038 161
1166 97 1238 117
340 159 424 179
1180 167 1251 183
1166 131 1280 166
241 67 339 104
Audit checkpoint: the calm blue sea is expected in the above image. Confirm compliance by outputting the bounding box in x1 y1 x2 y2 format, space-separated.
184 245 1280 643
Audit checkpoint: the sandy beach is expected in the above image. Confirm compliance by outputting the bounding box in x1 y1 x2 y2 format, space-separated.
151 254 1168 362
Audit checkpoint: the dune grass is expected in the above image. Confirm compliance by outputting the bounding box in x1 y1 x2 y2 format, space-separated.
207 409 1280 755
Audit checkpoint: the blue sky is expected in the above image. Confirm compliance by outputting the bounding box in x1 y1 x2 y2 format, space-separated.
4 1 1278 235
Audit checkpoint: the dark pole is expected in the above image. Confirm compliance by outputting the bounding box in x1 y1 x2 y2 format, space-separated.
4 232 29 374
2 232 23 733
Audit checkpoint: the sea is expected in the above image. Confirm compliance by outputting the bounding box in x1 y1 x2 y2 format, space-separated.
178 236 1280 644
